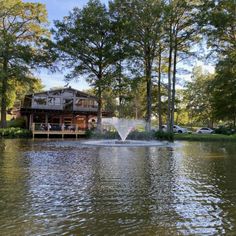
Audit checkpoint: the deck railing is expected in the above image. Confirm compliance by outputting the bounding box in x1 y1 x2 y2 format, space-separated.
32 123 85 139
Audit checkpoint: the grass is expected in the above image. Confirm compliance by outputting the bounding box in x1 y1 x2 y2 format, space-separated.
174 133 236 141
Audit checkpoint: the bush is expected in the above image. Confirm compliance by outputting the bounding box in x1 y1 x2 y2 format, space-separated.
0 127 31 138
127 130 156 140
90 130 120 139
155 131 174 141
214 126 236 135
7 117 26 128
85 129 173 141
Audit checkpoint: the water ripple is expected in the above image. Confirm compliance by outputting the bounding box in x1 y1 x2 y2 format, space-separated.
0 140 236 235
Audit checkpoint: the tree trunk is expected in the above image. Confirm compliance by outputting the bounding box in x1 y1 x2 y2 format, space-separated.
96 75 103 132
171 39 177 129
117 61 122 118
1 57 8 128
145 57 152 132
167 29 173 133
157 46 162 130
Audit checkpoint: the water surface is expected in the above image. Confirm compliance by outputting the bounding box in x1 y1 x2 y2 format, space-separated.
0 139 236 235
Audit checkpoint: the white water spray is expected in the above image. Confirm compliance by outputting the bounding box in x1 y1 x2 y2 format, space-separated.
102 117 145 141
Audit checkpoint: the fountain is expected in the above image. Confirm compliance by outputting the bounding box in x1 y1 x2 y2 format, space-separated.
82 117 169 147
102 117 145 142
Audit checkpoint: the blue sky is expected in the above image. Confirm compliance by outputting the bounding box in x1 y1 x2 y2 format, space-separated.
24 0 214 91
24 0 108 91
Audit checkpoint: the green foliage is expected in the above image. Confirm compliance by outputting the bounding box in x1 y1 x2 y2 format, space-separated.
7 117 26 128
110 0 163 129
53 0 118 129
0 0 51 127
183 66 215 126
0 127 31 138
127 130 156 140
88 130 119 139
174 133 236 142
85 129 93 138
155 131 174 141
85 129 157 140
210 55 236 125
214 126 235 135
201 0 236 56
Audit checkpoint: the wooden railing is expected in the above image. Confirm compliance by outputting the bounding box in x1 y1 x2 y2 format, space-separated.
32 123 86 139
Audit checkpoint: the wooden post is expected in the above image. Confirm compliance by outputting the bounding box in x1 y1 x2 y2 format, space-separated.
47 123 49 139
62 122 64 139
76 124 78 139
32 123 35 139
85 115 89 130
29 114 33 130
45 113 48 124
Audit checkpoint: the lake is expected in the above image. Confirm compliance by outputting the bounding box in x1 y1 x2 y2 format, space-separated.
0 139 236 235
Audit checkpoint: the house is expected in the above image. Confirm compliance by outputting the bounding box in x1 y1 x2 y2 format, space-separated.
20 87 105 132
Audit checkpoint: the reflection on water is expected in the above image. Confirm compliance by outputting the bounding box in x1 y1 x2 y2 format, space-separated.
0 139 236 235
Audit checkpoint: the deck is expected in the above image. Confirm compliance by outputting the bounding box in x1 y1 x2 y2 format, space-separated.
32 123 86 139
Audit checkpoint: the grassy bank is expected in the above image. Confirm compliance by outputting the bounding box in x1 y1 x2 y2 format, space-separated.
174 133 236 141
0 127 31 138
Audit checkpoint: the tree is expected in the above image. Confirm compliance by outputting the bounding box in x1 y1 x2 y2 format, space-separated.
210 55 236 126
200 0 236 57
183 66 214 127
0 75 44 111
198 0 236 126
53 0 117 131
0 0 50 127
163 0 200 132
110 0 162 131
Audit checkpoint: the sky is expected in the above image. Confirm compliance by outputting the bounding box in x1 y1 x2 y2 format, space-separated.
24 0 108 91
24 0 214 91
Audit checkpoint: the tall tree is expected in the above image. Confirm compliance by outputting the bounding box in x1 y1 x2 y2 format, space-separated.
0 75 44 111
110 0 162 131
53 0 117 131
0 0 50 127
163 0 200 132
199 0 236 125
210 55 236 126
200 0 236 57
183 66 214 127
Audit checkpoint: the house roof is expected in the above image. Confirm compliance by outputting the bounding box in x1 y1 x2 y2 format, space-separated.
29 87 97 99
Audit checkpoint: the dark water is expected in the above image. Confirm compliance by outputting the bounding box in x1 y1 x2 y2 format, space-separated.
0 139 236 236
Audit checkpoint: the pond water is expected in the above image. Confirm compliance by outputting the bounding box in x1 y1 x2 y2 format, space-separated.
0 139 236 235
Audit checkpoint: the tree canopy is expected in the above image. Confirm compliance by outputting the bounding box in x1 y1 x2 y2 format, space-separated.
53 0 118 130
0 0 51 127
1 0 235 131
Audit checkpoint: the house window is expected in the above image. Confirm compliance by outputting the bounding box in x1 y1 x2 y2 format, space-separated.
33 97 47 106
75 99 98 108
48 97 61 106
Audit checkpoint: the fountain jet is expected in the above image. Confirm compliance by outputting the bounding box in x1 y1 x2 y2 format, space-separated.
102 117 145 141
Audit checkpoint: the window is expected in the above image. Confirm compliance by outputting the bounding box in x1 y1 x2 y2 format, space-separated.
48 97 61 106
33 97 47 106
75 98 98 108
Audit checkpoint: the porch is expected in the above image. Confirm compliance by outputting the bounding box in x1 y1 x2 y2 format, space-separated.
31 123 86 139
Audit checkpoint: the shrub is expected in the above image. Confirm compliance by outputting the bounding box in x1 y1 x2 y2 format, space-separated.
155 131 174 141
127 130 156 140
214 126 236 135
7 117 26 128
85 129 172 141
0 127 31 138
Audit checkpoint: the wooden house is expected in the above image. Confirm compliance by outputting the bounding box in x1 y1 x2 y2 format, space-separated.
20 87 103 133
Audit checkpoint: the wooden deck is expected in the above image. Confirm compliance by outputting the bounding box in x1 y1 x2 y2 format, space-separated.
32 123 86 139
